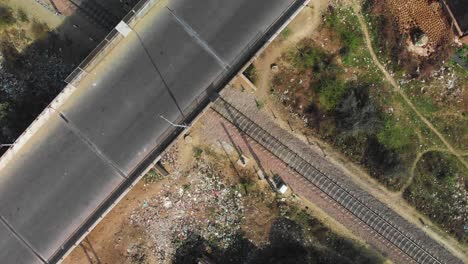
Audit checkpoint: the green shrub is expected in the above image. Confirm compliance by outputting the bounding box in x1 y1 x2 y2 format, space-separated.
404 152 467 242
455 45 468 64
317 79 347 111
17 8 28 23
243 64 257 83
325 8 364 65
0 5 15 28
193 146 203 159
290 45 328 71
334 86 382 134
377 116 414 151
143 169 163 183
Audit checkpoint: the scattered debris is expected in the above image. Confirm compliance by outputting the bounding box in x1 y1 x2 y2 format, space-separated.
160 144 179 169
129 161 244 262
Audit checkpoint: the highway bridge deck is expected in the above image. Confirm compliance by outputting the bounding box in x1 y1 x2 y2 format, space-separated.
0 0 304 262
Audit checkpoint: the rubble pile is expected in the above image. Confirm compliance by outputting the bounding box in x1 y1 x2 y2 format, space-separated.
428 66 464 103
129 161 244 262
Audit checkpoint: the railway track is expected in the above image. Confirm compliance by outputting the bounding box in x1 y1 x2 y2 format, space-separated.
212 98 449 264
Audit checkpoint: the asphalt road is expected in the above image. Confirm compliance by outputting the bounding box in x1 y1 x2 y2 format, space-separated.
0 0 304 263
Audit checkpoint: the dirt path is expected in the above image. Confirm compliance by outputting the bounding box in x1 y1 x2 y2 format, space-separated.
352 3 468 169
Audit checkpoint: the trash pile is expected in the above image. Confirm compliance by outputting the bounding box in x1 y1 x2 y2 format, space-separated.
129 161 244 262
428 66 464 103
159 144 179 170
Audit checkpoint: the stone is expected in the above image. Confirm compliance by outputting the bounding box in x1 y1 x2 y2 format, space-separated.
163 200 172 209
271 63 279 73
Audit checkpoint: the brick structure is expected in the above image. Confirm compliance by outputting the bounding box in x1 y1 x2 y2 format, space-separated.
441 0 468 43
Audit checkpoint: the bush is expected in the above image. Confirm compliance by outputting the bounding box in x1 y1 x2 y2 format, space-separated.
0 5 15 28
325 7 364 64
363 136 402 184
143 169 163 183
0 38 75 148
331 87 405 188
404 151 467 242
243 64 257 83
286 43 347 112
417 151 460 180
290 44 329 71
0 40 21 73
455 45 468 64
377 116 414 151
334 86 381 134
317 79 347 112
17 9 28 23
